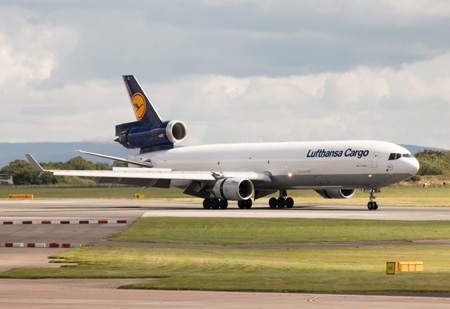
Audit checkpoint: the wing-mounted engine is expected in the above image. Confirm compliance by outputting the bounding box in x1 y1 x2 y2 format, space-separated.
316 189 356 199
115 120 187 153
212 178 254 201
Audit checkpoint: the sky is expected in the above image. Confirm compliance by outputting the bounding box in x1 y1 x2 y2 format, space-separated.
1 0 450 149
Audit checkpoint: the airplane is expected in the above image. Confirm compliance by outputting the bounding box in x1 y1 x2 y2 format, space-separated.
26 75 420 210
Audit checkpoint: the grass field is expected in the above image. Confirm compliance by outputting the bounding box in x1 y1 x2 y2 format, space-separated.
0 186 186 200
2 185 450 293
1 185 450 206
2 246 450 293
113 217 450 244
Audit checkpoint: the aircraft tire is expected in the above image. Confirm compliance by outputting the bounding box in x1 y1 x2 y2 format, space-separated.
211 199 221 209
245 199 253 209
220 200 228 209
277 197 286 208
373 202 378 210
269 197 277 208
285 197 294 208
367 202 373 210
237 201 245 209
203 199 211 209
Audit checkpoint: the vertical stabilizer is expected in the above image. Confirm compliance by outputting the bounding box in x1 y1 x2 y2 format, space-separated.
122 75 162 126
116 75 187 153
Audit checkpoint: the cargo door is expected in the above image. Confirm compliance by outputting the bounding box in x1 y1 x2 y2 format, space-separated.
371 152 379 168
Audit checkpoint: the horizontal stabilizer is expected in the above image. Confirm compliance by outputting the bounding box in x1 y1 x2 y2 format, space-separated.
75 150 153 167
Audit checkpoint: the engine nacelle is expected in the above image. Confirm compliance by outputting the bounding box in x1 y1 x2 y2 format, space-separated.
316 189 356 199
212 178 254 201
116 120 186 151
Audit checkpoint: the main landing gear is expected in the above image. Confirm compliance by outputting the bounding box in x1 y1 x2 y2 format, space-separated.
268 190 294 209
237 199 253 209
202 199 252 209
367 189 379 210
203 199 228 209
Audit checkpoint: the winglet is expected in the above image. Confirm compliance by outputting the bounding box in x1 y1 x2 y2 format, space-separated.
25 154 46 177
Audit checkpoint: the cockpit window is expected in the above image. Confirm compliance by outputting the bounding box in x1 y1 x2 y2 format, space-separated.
389 153 400 160
389 153 413 160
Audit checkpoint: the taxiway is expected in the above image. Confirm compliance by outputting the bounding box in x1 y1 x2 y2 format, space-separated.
1 199 450 308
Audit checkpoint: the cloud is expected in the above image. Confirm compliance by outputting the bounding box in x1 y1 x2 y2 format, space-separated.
2 0 449 85
1 52 450 149
146 56 450 148
0 1 450 150
0 7 78 89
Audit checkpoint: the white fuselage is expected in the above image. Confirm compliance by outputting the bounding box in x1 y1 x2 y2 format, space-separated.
131 140 419 191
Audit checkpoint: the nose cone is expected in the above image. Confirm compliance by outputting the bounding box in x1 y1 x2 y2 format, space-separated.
409 158 420 176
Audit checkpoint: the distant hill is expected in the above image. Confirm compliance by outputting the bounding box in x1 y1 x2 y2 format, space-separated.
1 142 446 169
0 142 135 168
400 145 447 154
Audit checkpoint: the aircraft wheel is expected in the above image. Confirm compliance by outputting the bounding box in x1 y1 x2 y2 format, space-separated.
269 197 277 209
367 202 373 210
203 199 211 209
285 197 294 208
220 199 228 209
277 197 286 208
245 199 253 209
211 199 220 209
237 201 245 209
373 202 378 210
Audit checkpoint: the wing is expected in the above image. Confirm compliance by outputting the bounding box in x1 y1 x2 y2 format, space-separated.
25 154 271 185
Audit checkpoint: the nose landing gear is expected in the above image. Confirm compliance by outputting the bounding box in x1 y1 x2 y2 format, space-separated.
367 189 379 210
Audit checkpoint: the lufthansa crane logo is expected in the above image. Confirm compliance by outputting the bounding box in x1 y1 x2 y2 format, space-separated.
132 93 146 120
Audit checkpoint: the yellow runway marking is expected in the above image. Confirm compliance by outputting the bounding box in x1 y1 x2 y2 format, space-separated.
308 296 319 304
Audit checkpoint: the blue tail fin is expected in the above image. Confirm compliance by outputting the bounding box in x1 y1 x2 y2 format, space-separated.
122 75 161 126
116 75 187 153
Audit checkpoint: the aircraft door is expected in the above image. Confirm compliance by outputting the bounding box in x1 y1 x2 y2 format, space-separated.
371 152 379 168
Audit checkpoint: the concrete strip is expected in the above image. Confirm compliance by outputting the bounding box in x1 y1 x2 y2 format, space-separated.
141 205 450 220
0 279 449 308
0 248 66 272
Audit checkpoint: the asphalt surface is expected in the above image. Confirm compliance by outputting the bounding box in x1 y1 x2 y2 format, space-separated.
1 199 450 308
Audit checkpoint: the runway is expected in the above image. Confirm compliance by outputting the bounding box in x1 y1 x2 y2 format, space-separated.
1 199 450 308
3 199 450 221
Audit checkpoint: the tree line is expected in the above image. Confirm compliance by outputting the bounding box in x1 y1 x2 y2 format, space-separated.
0 156 119 185
414 150 450 176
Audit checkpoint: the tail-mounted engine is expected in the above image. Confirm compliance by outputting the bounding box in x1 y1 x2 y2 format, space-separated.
316 189 356 199
115 120 187 153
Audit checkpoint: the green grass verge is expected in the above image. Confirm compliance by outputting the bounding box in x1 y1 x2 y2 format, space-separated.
1 185 450 206
1 246 449 293
113 217 450 245
0 186 186 199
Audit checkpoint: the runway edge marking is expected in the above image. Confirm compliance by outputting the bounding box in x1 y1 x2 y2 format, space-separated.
0 220 127 225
